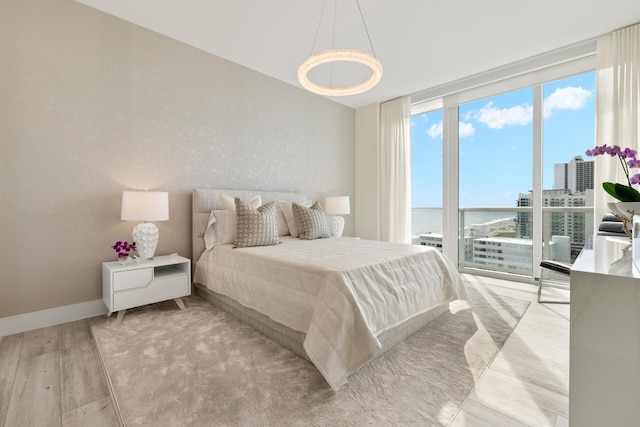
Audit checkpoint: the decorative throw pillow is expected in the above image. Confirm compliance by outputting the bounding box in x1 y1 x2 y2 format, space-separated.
219 194 261 211
234 199 279 247
279 200 312 238
203 195 263 248
292 201 330 240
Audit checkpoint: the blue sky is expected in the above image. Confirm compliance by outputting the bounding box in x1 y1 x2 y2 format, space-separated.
411 71 596 208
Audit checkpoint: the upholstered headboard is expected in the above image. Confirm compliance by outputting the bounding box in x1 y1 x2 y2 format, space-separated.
192 188 308 264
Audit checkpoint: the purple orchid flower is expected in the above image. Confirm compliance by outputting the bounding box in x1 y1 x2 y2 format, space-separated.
112 240 137 259
586 144 640 188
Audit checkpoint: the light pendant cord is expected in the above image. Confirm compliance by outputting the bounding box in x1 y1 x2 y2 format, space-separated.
309 0 328 57
356 0 376 58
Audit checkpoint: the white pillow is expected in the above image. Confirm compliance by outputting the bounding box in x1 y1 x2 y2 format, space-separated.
204 210 219 250
204 210 238 249
279 200 312 238
214 210 237 244
276 209 290 236
220 194 261 211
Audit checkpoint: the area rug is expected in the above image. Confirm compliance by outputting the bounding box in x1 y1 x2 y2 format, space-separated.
91 282 529 426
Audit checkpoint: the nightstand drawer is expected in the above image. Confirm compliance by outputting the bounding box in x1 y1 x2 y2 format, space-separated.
113 274 190 311
113 268 153 291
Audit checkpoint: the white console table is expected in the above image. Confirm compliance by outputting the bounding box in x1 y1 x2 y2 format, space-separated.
569 235 640 426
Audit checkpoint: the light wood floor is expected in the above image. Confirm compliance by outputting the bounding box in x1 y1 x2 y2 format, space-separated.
0 275 569 426
0 320 119 426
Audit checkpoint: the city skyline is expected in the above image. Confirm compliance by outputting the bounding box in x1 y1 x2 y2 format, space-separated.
411 71 596 208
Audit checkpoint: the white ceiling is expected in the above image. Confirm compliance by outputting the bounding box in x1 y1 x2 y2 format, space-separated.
75 0 640 109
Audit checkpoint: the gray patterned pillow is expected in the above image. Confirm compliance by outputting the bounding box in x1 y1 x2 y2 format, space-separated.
292 201 330 240
234 198 279 248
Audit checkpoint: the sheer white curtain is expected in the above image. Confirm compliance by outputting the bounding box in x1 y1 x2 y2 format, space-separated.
595 23 640 224
379 96 411 243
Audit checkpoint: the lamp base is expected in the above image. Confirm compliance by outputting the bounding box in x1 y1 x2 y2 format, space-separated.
330 215 345 237
132 222 159 261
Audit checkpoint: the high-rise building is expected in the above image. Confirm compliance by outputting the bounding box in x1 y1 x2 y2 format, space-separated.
516 189 594 260
554 163 568 192
554 156 594 193
516 192 533 238
514 156 596 261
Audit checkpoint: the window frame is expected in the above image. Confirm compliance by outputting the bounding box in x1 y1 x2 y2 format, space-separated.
409 40 596 281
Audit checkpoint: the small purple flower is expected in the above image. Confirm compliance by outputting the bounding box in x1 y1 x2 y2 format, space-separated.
631 174 640 185
112 240 136 259
622 147 637 159
607 145 621 156
586 145 606 156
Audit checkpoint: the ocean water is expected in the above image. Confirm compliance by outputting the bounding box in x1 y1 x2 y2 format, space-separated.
412 208 516 235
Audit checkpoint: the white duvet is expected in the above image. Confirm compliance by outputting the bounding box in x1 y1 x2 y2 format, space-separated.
193 237 467 390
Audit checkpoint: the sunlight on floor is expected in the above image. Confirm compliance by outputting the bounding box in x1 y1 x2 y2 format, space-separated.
450 274 569 426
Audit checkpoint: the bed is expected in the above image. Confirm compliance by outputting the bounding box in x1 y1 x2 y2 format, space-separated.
191 188 467 390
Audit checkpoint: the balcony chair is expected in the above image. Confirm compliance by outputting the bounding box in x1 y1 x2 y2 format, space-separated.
537 213 626 304
538 260 572 304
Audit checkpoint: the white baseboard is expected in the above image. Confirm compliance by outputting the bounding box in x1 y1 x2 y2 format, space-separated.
0 300 107 337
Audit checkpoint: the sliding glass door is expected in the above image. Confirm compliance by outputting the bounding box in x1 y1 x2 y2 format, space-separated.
540 73 596 283
410 109 443 249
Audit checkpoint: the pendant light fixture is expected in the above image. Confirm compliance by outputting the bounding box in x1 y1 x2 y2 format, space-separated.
298 0 382 97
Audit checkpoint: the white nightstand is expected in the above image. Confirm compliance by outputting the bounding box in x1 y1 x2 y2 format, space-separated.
102 254 191 325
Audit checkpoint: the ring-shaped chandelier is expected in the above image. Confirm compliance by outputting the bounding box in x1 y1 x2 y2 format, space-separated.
298 0 382 97
297 49 383 97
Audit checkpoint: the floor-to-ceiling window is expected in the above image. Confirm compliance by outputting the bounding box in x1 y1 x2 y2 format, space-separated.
410 109 443 248
410 49 596 283
540 73 596 283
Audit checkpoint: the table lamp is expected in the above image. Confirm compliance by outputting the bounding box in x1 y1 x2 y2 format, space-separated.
325 196 350 237
121 191 169 260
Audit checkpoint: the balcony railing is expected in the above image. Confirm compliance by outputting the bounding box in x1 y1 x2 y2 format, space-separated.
458 206 594 280
413 206 594 280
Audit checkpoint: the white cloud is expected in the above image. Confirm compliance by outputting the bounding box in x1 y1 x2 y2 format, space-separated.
428 86 591 135
426 120 475 138
428 121 443 138
543 86 592 117
475 102 533 129
459 121 475 138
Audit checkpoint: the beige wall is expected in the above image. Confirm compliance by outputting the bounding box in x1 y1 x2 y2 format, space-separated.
0 0 355 318
354 103 380 240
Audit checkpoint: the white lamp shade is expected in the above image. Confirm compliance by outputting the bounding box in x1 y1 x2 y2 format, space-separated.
325 196 351 215
121 191 169 221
